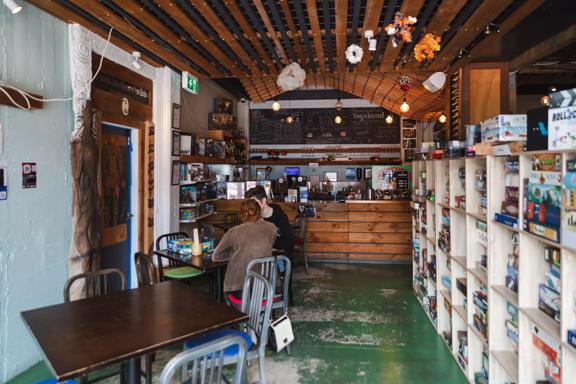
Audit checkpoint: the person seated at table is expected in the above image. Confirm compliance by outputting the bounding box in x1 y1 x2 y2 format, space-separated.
245 185 294 256
212 199 276 303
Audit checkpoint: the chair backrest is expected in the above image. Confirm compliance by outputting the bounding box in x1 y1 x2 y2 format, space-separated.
241 271 274 353
246 256 278 292
134 251 157 286
156 232 189 250
64 268 127 302
294 215 307 240
158 334 247 384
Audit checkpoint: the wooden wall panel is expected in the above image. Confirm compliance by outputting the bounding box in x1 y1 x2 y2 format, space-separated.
349 212 412 222
308 232 349 242
307 222 350 232
468 68 501 125
349 222 412 233
349 232 412 243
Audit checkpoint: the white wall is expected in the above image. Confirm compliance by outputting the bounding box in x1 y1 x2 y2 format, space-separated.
0 4 72 381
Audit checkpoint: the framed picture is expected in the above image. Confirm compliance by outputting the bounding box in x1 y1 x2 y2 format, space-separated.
256 168 266 181
364 168 372 179
172 130 180 157
171 103 181 130
345 168 356 181
171 160 180 185
324 171 338 182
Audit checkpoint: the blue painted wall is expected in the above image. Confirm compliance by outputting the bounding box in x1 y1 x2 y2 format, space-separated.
0 3 72 381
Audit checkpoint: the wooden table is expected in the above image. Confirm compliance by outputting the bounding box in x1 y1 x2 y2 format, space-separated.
153 249 227 301
21 281 247 384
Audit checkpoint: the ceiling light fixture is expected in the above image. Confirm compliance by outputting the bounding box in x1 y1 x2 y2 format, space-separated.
438 113 447 123
131 51 141 70
364 30 377 51
550 86 557 92
3 0 22 14
334 115 342 125
271 100 281 112
335 98 343 111
286 115 294 124
400 97 410 113
385 114 394 124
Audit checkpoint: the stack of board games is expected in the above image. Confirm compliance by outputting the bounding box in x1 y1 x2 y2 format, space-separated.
474 350 489 384
505 301 519 353
562 158 576 248
473 283 488 340
475 169 487 214
523 154 562 242
538 247 561 323
506 232 519 293
457 330 468 370
438 208 451 254
495 157 520 228
531 322 561 384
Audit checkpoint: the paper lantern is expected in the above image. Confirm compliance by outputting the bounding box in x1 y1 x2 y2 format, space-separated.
345 44 364 64
422 72 447 93
276 62 306 91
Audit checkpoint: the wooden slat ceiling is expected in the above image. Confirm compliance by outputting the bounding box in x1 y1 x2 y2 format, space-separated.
30 0 539 118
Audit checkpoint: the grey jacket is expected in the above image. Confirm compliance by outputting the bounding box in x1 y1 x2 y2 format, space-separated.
212 220 277 292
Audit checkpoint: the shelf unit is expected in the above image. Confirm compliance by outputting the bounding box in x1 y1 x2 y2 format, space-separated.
178 162 219 226
412 152 576 384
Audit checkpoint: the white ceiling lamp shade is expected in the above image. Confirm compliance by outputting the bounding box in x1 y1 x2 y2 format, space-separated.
3 0 22 14
422 72 447 93
276 62 306 91
345 44 364 64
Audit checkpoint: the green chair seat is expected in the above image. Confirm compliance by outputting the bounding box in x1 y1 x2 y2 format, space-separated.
164 266 203 279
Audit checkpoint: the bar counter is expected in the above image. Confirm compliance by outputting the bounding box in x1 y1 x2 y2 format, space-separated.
207 200 412 263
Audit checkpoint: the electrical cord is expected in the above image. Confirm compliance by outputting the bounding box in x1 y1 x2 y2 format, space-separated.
0 27 114 110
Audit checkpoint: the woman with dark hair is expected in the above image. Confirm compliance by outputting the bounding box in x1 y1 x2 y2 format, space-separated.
212 199 276 301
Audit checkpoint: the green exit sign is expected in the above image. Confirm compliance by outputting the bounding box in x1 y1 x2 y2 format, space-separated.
182 71 199 94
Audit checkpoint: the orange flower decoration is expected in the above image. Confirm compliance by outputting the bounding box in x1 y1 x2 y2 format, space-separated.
414 33 441 63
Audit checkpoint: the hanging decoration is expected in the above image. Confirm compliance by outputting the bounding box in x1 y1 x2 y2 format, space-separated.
422 72 447 93
414 33 442 63
276 62 306 91
399 76 411 93
345 44 364 64
384 12 418 48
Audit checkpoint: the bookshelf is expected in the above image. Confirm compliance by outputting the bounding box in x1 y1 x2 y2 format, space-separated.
412 152 576 384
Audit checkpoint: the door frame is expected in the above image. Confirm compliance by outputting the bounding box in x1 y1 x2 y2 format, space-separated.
101 122 140 288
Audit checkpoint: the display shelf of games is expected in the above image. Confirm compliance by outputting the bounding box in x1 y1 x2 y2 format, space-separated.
413 150 576 384
178 162 217 224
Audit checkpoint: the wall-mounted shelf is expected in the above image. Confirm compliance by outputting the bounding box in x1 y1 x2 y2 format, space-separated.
180 155 236 164
179 211 217 223
249 159 401 166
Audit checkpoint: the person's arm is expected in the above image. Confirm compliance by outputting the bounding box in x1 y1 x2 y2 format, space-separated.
276 208 294 249
212 229 235 261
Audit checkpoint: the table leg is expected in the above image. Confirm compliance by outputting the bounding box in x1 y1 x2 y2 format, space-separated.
127 357 141 384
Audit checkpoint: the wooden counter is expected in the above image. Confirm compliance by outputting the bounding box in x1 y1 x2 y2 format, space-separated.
207 200 412 263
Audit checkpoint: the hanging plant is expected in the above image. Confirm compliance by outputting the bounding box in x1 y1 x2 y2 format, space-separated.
385 12 418 48
414 33 442 63
345 44 364 64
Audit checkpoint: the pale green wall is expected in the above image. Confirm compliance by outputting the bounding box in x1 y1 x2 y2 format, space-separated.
0 3 72 381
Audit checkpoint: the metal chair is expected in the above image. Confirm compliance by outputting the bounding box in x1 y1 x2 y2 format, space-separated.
133 252 157 384
155 232 204 281
293 216 309 273
135 251 158 286
63 269 127 384
63 268 126 302
160 334 247 384
185 272 274 384
247 256 291 315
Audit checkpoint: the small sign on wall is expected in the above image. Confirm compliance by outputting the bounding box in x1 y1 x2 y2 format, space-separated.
22 162 37 188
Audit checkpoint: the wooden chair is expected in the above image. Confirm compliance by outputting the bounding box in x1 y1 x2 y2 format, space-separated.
155 232 204 281
159 334 247 384
63 269 127 384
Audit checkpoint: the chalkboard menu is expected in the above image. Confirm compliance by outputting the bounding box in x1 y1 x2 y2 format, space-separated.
250 107 399 145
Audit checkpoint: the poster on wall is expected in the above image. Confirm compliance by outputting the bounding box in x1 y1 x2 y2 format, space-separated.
371 165 412 190
22 162 37 188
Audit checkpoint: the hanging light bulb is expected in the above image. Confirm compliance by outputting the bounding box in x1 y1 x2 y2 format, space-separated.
438 113 447 123
334 115 342 124
400 97 410 113
286 114 294 124
385 114 394 124
540 95 550 107
271 100 281 111
335 98 343 111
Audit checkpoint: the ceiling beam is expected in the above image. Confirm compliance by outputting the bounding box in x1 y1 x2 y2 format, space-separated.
429 0 515 71
223 1 279 74
356 0 385 73
379 0 425 71
252 0 289 65
266 0 297 63
293 0 317 73
334 0 349 73
306 0 327 74
321 0 335 72
27 0 161 68
188 0 264 76
65 0 205 77
368 0 398 69
110 0 224 76
347 0 362 71
279 0 306 69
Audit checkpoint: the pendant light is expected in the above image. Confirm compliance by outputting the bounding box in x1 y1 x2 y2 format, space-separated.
286 97 294 124
385 114 394 124
438 113 447 123
271 100 281 111
334 115 342 124
400 96 410 113
334 74 343 124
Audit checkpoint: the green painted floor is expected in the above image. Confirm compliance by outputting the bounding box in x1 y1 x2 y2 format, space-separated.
9 263 466 384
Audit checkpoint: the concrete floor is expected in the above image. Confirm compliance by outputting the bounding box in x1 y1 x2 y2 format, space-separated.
10 263 466 383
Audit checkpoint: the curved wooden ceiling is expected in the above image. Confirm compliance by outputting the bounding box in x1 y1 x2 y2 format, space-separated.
30 0 544 118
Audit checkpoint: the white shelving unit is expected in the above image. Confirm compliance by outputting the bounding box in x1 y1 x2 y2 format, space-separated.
178 162 218 227
412 151 576 384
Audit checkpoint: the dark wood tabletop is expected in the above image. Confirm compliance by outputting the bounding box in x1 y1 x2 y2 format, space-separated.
21 281 248 382
153 249 226 272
